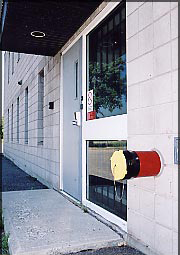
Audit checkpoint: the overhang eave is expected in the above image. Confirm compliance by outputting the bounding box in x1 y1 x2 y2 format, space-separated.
0 1 102 56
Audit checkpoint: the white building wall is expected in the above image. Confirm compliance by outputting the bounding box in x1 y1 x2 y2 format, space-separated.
3 52 61 189
126 1 178 255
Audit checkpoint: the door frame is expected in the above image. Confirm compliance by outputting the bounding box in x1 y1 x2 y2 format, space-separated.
60 0 127 232
60 54 64 191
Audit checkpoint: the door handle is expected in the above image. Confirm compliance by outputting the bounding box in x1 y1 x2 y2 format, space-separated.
72 112 81 126
72 120 78 125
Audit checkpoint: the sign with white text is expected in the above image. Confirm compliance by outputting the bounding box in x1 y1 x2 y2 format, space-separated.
87 89 93 113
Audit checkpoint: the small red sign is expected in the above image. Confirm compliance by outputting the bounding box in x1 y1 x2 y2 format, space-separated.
87 111 96 120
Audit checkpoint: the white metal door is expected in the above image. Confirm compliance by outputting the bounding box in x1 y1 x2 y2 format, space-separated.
62 38 82 201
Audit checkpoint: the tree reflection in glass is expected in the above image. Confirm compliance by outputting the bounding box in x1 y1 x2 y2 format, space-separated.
87 3 126 119
89 56 126 118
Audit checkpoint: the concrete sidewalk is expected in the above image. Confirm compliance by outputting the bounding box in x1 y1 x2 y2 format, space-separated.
2 156 144 255
2 189 123 255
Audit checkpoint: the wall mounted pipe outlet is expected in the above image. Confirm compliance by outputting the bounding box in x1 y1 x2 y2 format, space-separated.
111 150 161 181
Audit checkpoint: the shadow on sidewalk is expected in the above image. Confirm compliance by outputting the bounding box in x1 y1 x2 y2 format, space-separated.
1 155 48 192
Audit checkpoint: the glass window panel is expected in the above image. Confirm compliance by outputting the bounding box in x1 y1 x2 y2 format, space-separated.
25 87 28 144
87 2 126 120
17 53 20 62
121 7 125 21
7 109 9 142
12 53 14 75
103 25 107 35
108 19 113 31
11 104 13 141
75 61 78 99
97 50 101 64
87 140 127 221
8 52 10 83
108 51 113 65
37 70 44 145
115 14 120 26
102 49 106 65
17 97 19 143
98 30 101 40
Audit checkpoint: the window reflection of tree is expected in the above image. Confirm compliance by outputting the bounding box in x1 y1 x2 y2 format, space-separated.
89 56 126 117
88 4 126 119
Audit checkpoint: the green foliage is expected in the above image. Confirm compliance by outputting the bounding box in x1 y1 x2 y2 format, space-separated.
89 57 126 116
0 208 3 230
81 205 88 213
2 233 10 255
1 205 10 255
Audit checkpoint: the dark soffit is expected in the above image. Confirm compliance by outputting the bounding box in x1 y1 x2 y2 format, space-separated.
0 1 103 56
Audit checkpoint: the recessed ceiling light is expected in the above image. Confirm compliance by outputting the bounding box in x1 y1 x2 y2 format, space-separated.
31 31 45 38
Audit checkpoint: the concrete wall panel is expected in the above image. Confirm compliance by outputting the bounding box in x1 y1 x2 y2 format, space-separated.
127 1 178 254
